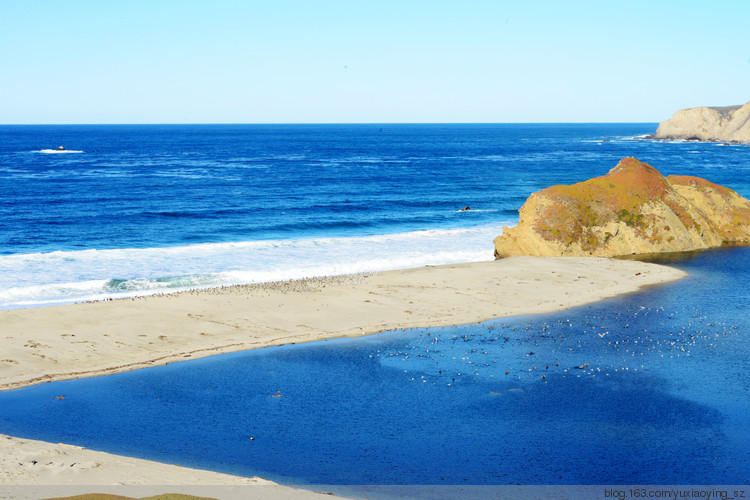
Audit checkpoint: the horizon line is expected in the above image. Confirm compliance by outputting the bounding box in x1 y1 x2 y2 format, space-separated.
0 121 659 126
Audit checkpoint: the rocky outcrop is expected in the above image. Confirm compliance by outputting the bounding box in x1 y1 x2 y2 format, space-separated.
654 102 750 142
494 157 750 258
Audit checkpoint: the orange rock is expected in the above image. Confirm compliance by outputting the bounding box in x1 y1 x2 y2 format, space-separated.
494 158 750 258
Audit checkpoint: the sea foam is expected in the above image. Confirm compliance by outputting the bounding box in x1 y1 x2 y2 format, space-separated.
0 224 505 309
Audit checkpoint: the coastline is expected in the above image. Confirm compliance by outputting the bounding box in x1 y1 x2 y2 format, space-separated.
0 256 686 491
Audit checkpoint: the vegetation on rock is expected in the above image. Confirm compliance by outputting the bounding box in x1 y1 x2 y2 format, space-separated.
494 158 750 258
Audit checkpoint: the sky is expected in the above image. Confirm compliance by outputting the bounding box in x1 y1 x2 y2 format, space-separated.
2 0 749 124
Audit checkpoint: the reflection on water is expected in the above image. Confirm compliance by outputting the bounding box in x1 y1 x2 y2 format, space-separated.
0 247 748 485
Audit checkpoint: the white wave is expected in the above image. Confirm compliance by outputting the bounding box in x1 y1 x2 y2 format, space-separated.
0 224 511 309
453 209 499 213
626 134 654 140
39 149 84 154
1 280 110 305
588 135 658 142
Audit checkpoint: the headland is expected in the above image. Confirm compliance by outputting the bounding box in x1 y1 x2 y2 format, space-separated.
495 158 750 258
653 101 750 143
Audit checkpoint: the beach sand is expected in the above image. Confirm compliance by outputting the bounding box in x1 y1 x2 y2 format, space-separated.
0 434 342 500
0 256 685 496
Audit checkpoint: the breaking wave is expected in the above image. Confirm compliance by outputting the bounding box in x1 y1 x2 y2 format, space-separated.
0 224 507 309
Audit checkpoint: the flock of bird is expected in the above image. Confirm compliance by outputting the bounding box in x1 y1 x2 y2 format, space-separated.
368 304 738 387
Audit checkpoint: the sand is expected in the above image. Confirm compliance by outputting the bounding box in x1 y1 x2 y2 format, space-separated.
0 256 686 496
0 434 341 500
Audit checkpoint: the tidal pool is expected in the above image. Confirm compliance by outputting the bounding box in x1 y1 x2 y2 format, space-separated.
1 247 748 486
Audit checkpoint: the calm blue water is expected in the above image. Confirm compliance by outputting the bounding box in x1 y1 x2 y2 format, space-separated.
1 124 749 308
0 246 748 486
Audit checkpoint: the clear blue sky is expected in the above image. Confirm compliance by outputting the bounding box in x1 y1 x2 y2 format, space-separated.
2 0 748 124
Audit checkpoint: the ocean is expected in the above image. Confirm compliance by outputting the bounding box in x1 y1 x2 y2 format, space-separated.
2 123 748 309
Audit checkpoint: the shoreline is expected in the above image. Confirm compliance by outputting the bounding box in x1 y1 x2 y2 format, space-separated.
0 256 686 491
0 434 346 499
0 256 685 392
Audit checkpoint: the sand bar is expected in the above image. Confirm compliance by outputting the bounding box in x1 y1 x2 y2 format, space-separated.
0 256 686 493
0 256 684 391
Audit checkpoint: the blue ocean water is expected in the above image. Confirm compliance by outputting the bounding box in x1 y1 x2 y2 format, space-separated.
0 246 748 486
1 123 749 308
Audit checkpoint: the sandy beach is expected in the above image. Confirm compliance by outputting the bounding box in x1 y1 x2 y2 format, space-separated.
0 256 685 496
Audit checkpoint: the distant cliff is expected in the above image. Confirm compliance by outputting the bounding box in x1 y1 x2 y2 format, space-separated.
494 158 750 258
654 102 750 142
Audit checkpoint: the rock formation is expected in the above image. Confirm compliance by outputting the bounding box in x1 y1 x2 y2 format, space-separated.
654 102 750 142
494 157 750 258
